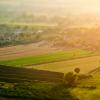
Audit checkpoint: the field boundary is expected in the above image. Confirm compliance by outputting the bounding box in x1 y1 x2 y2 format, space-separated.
26 53 100 66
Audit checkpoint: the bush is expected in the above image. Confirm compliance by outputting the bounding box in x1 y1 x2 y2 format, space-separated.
64 72 78 87
0 82 79 100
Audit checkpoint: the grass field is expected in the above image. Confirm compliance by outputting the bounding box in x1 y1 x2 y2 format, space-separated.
32 54 100 74
0 49 93 66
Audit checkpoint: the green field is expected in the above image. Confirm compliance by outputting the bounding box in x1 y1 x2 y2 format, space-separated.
0 49 93 66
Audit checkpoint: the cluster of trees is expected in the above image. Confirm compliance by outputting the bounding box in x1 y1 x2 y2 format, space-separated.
0 32 41 47
63 68 80 87
0 82 78 100
64 68 93 87
1 22 100 53
0 24 54 47
54 27 100 52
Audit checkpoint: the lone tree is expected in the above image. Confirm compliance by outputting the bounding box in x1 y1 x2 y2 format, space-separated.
74 68 80 74
64 72 77 87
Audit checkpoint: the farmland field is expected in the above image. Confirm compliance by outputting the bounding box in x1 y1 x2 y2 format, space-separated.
0 43 59 61
0 65 63 83
1 0 100 100
32 54 100 74
0 49 93 66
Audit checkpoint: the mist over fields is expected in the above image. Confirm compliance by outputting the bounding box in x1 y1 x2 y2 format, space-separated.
1 0 100 51
1 1 100 100
1 0 100 27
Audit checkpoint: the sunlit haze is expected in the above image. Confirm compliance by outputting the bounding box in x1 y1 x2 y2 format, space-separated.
1 0 100 99
1 0 100 14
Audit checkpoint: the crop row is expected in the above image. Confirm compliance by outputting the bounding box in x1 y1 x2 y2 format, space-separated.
0 65 64 83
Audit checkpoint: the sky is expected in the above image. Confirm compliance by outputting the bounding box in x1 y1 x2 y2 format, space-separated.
0 0 100 15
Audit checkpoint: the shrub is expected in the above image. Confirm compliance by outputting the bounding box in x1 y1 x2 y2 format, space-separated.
0 82 79 100
64 72 77 87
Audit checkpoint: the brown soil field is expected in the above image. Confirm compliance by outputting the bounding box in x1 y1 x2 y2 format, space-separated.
0 43 60 61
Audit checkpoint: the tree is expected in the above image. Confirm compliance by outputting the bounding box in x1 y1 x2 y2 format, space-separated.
64 72 77 87
74 68 80 74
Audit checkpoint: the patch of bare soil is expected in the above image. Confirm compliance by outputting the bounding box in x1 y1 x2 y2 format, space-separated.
0 43 60 61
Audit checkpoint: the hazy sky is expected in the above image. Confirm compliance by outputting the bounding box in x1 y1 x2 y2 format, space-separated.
1 0 100 14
